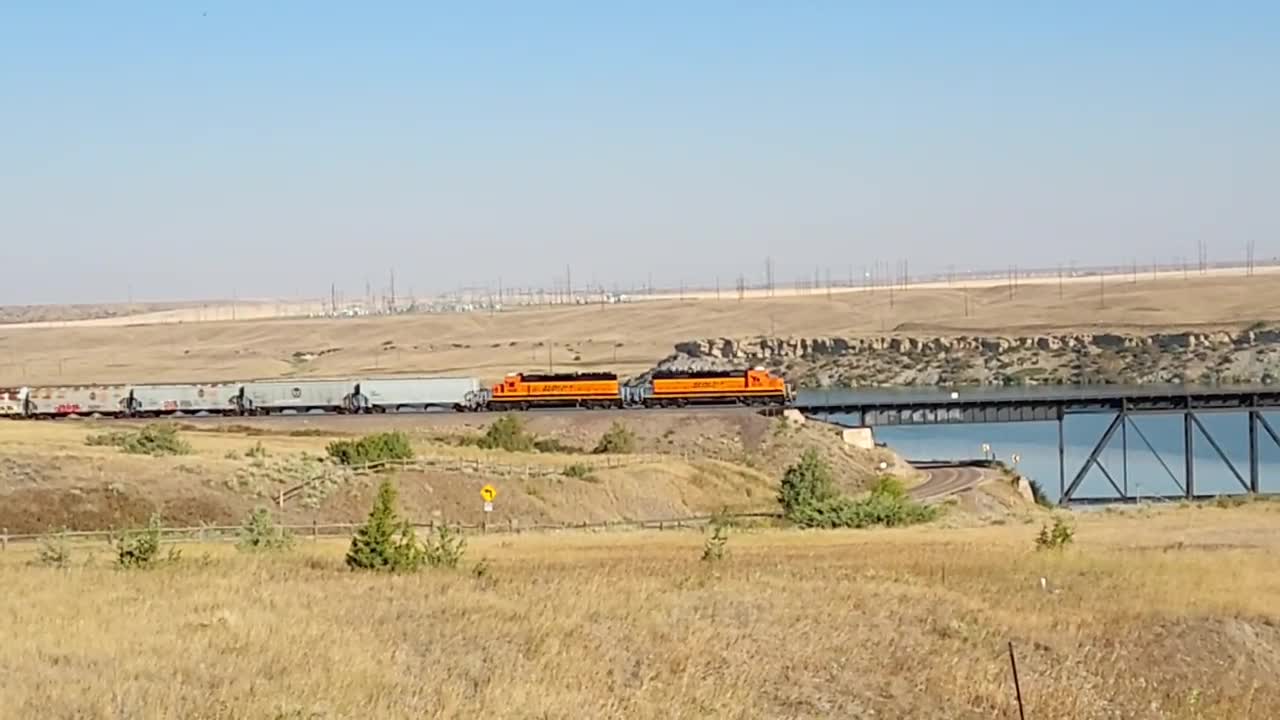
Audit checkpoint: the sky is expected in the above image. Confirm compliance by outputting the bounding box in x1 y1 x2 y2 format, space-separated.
2 2 1277 304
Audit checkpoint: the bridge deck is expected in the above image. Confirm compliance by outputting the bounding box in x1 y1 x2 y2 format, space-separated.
794 386 1280 426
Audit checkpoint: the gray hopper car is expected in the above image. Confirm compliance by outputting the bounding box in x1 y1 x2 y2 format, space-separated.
24 385 131 417
352 377 485 412
129 383 241 416
240 380 354 414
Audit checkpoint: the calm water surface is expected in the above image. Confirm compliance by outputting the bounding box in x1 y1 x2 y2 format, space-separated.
796 385 1280 502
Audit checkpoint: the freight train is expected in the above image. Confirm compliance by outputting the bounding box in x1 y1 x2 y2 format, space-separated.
0 368 794 419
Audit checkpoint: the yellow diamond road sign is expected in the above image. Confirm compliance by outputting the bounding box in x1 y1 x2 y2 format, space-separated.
481 484 497 503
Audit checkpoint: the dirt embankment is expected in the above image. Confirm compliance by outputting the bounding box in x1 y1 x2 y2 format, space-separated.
0 411 1011 535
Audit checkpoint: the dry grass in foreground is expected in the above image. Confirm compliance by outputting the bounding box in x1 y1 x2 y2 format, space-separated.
4 505 1280 719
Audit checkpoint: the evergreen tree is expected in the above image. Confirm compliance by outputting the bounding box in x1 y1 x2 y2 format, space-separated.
346 478 424 571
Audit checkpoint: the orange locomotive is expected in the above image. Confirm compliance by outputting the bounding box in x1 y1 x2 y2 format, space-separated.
487 372 623 409
640 368 794 407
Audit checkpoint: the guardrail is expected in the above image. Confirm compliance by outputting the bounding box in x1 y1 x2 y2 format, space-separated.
0 511 786 550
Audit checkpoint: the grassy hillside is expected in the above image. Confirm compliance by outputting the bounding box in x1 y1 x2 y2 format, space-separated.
0 411 927 534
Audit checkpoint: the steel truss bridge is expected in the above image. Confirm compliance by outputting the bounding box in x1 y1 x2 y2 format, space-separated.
793 387 1280 505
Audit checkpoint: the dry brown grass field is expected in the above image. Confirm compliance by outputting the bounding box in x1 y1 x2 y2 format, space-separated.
3 504 1280 719
3 273 1279 386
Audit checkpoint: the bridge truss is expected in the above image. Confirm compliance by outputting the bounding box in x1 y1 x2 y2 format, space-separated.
795 388 1280 505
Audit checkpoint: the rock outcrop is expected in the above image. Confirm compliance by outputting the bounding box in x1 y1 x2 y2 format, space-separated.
655 329 1280 388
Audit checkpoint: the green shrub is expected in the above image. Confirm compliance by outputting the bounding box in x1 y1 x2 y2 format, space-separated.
87 423 192 456
593 421 636 454
113 514 180 569
562 463 595 480
326 431 414 466
701 511 731 562
423 524 467 569
778 449 839 518
1035 515 1075 550
477 415 534 452
237 508 294 553
35 530 73 569
245 441 270 459
345 478 424 572
779 452 938 529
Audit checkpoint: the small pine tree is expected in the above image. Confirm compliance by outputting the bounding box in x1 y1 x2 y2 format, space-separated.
237 507 294 552
1035 515 1075 550
114 513 179 569
346 478 424 571
36 529 73 569
701 522 729 563
423 524 466 569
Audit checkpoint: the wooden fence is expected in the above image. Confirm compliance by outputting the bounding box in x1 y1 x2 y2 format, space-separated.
0 511 785 550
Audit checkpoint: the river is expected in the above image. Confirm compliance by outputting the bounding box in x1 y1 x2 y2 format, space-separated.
795 385 1280 503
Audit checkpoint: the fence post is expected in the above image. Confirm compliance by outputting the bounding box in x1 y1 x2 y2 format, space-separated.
312 519 318 542
277 490 284 510
1 527 7 552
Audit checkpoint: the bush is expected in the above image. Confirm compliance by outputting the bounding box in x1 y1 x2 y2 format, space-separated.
237 508 294 553
423 524 467 569
1035 516 1075 550
86 423 192 456
245 441 270 459
345 478 424 572
477 415 534 452
326 431 414 467
562 463 596 481
778 449 839 518
593 421 636 454
113 514 180 569
779 452 938 529
701 512 730 563
35 530 73 569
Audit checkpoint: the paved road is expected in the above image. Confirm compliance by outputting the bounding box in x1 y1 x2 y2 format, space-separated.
910 465 988 501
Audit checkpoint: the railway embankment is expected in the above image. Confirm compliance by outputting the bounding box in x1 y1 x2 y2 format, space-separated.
0 409 1032 536
659 328 1280 388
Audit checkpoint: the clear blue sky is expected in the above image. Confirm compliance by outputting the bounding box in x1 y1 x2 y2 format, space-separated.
2 2 1277 303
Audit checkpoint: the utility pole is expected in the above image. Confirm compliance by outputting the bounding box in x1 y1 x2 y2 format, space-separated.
389 269 396 311
1057 265 1063 299
716 276 720 301
566 265 572 304
1099 272 1106 308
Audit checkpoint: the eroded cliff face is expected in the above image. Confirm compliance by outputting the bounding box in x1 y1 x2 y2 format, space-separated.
657 330 1280 387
